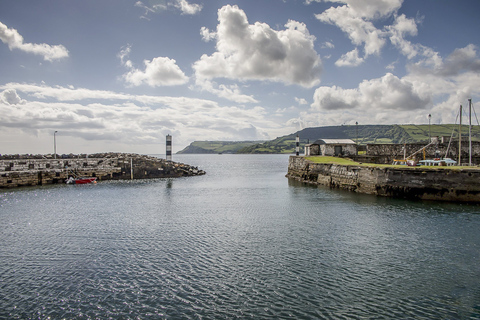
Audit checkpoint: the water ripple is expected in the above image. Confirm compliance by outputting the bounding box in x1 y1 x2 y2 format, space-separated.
1 155 480 319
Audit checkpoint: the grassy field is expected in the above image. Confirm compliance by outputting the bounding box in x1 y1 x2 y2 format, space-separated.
304 156 478 170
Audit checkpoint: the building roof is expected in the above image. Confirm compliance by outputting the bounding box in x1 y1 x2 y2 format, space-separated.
312 139 356 145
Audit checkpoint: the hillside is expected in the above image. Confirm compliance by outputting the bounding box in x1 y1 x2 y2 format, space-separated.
177 140 263 154
179 124 480 154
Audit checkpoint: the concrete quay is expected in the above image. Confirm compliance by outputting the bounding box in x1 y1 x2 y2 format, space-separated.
287 156 480 202
0 153 205 189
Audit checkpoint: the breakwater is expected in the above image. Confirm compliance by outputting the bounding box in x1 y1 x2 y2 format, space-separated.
287 156 480 202
0 153 205 188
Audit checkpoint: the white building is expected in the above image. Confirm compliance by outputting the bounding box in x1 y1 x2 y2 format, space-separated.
304 139 357 156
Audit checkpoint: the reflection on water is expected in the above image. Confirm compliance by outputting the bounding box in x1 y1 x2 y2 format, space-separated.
1 154 479 319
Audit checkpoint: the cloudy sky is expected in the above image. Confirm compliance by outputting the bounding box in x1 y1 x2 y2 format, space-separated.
1 0 480 154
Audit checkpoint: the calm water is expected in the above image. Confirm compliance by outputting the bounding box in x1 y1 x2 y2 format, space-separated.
1 154 480 319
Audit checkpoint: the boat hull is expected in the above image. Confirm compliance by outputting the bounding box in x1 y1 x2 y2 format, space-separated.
66 177 97 184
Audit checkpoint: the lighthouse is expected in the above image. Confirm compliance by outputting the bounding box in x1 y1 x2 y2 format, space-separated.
166 134 172 161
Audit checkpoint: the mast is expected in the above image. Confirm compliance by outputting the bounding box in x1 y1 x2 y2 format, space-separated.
469 98 472 166
459 105 462 166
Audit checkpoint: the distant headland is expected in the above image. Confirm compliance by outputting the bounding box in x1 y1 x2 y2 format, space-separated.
178 124 480 154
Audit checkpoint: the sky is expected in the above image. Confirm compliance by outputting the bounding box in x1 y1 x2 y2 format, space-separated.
1 0 480 155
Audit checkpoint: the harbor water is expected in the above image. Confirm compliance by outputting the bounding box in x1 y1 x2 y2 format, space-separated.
1 154 479 319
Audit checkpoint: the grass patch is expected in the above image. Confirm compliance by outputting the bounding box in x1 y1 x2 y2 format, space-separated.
304 156 479 170
306 156 361 165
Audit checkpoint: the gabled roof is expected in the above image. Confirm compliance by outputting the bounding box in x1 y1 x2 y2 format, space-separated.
312 139 356 145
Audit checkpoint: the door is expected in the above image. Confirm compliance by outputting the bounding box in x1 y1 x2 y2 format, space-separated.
334 146 342 156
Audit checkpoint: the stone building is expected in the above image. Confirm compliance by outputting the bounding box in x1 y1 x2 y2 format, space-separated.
305 139 357 156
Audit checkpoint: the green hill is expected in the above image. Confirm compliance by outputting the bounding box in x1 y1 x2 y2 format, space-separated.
179 124 480 154
177 140 264 154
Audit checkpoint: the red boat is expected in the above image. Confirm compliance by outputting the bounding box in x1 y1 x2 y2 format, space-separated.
66 177 97 184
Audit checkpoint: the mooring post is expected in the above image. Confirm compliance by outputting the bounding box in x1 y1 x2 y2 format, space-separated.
130 158 133 180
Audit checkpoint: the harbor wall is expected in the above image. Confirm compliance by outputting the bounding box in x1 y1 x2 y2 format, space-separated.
287 156 480 202
363 141 480 164
0 154 205 188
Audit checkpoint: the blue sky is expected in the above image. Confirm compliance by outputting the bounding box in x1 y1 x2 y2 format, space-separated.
1 0 480 154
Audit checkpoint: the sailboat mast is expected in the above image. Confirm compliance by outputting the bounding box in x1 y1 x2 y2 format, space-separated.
469 99 472 166
459 104 462 166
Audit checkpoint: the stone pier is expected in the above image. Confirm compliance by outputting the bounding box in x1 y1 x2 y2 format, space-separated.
0 153 205 189
286 156 480 202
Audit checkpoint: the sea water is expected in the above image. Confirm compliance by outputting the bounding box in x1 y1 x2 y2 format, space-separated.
1 154 479 319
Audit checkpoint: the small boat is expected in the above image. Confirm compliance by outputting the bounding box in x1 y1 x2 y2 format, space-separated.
66 176 97 184
418 158 457 166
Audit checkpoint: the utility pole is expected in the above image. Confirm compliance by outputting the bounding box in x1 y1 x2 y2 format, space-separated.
469 99 472 166
295 135 299 156
459 105 462 166
428 114 431 141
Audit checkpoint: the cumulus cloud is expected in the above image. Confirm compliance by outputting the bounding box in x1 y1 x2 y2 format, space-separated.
335 48 364 67
324 0 403 19
312 73 431 112
433 44 480 77
175 0 202 15
118 45 189 87
200 27 216 42
295 97 308 105
0 89 26 105
313 0 449 70
193 5 322 92
298 43 480 129
313 0 447 68
0 21 69 61
123 57 189 87
0 83 281 153
386 14 418 59
193 78 258 104
315 1 401 59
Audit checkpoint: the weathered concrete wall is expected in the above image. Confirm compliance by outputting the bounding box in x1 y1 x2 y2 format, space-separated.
366 141 480 164
287 156 480 202
0 154 205 188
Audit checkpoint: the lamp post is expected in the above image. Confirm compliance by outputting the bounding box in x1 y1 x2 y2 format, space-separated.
54 131 58 159
355 122 358 155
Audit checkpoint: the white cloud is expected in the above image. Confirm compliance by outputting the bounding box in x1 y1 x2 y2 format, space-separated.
193 78 258 104
335 48 364 67
200 27 216 42
435 44 480 77
386 14 419 59
123 57 189 87
193 5 322 90
134 0 202 17
118 46 189 87
0 83 283 153
315 2 391 58
312 73 431 112
322 41 335 49
0 21 69 61
295 97 308 105
324 0 403 19
175 0 203 15
0 89 26 105
299 44 480 128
